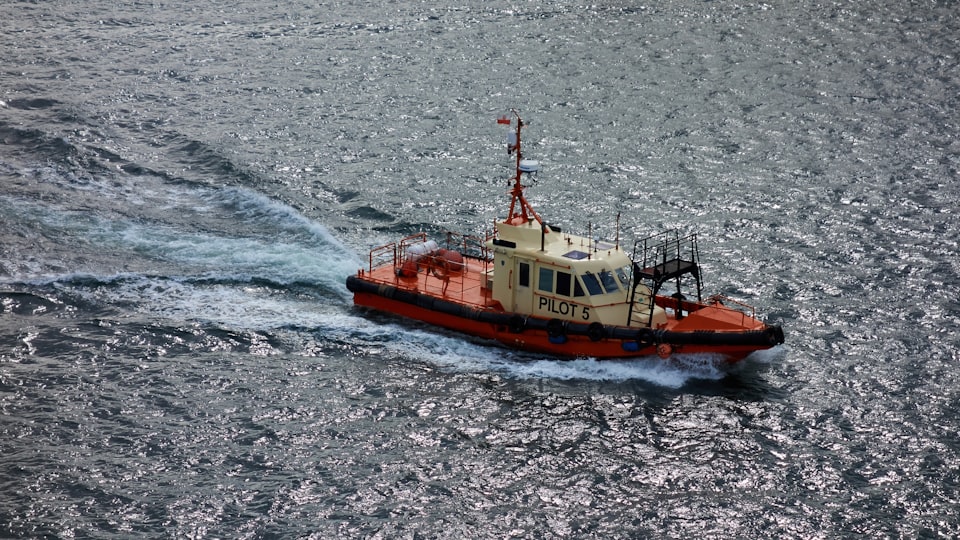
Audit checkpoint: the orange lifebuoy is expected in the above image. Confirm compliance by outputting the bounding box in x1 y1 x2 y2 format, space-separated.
429 257 449 280
656 343 672 359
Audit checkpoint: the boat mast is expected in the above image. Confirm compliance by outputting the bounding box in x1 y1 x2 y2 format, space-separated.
499 111 543 226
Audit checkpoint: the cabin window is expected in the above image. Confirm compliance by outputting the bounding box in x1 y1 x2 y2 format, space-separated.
599 270 620 293
556 271 572 296
616 265 632 288
573 277 585 297
538 267 554 293
581 272 604 295
519 262 530 287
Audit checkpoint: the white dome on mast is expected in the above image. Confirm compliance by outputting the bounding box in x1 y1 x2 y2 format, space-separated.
518 159 540 173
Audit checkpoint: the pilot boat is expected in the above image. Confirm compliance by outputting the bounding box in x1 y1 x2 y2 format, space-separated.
346 112 784 362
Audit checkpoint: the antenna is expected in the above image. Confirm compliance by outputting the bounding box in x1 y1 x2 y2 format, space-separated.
497 110 543 226
615 211 621 250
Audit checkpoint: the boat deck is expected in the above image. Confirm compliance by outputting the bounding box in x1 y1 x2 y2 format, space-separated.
362 257 498 310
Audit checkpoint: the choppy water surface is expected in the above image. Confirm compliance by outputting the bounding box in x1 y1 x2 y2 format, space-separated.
2 0 959 537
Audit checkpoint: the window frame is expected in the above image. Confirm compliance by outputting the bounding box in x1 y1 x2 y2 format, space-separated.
518 261 530 287
538 266 554 293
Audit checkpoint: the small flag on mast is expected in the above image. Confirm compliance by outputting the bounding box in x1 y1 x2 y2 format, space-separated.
496 115 511 125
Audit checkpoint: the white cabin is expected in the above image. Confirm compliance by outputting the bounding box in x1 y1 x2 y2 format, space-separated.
486 218 668 328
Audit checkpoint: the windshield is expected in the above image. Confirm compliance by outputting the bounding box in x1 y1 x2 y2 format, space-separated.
615 265 632 288
598 270 620 293
581 272 603 295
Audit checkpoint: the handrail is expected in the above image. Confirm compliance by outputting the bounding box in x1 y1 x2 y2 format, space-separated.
707 295 756 321
443 231 493 262
368 242 397 273
398 232 429 259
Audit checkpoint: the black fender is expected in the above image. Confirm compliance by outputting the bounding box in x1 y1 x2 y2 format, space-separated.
547 318 566 338
508 315 526 334
587 322 605 342
636 327 655 347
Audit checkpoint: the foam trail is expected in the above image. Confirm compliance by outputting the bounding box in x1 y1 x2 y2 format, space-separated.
504 356 726 386
1 186 361 299
205 187 353 253
117 224 357 296
743 344 787 365
1 273 329 329
117 186 360 295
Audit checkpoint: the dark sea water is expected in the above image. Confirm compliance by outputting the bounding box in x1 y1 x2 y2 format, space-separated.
2 1 959 538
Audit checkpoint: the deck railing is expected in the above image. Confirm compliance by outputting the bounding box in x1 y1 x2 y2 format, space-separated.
442 231 493 264
362 232 492 305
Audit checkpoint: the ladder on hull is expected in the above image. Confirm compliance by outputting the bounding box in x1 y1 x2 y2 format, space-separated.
628 230 703 326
